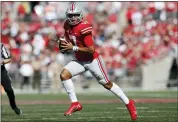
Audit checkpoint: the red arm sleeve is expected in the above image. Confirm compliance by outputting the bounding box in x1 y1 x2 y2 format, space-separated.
84 34 94 47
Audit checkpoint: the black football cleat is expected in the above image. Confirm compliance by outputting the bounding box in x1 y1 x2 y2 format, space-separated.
13 107 22 115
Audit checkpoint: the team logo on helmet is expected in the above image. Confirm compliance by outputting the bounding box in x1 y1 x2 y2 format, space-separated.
66 2 83 25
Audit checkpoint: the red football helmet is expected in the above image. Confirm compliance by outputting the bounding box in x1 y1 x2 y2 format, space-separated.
66 2 83 25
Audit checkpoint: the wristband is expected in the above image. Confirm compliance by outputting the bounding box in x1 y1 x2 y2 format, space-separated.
73 46 79 51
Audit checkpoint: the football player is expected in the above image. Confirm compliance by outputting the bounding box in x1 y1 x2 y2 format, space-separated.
59 2 137 120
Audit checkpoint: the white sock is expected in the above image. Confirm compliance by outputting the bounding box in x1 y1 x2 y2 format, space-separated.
62 79 78 102
110 82 129 104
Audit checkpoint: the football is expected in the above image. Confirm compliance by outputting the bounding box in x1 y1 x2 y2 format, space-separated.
58 36 67 54
51 35 68 54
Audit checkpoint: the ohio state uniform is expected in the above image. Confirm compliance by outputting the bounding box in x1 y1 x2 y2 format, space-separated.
63 20 110 84
62 3 137 120
64 20 99 62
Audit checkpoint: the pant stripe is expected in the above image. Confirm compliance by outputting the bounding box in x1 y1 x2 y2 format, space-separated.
96 57 110 83
99 56 108 76
98 57 110 82
96 58 107 83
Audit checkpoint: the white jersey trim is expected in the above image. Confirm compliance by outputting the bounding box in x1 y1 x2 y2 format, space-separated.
81 27 92 32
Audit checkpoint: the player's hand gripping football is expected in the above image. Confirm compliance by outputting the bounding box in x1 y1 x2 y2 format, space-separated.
60 40 73 52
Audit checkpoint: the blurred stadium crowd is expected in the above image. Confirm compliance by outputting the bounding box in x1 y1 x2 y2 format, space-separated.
1 2 178 92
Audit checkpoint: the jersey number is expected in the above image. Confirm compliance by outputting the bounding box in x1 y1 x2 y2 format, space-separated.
69 35 77 46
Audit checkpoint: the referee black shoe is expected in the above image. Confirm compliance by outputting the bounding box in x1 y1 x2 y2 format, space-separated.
13 107 22 115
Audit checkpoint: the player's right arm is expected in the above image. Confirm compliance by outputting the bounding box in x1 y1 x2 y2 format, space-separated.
75 22 95 54
77 34 95 54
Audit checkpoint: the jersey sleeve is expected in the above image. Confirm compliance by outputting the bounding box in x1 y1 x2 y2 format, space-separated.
84 34 94 47
80 21 93 35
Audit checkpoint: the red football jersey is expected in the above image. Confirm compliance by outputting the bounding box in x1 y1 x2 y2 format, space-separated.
64 20 99 62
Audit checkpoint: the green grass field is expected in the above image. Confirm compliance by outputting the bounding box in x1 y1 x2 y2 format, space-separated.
1 90 178 122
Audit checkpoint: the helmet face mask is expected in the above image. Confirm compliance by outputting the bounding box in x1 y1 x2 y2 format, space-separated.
66 3 83 25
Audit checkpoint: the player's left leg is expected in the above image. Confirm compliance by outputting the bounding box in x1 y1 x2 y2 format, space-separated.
86 56 137 120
